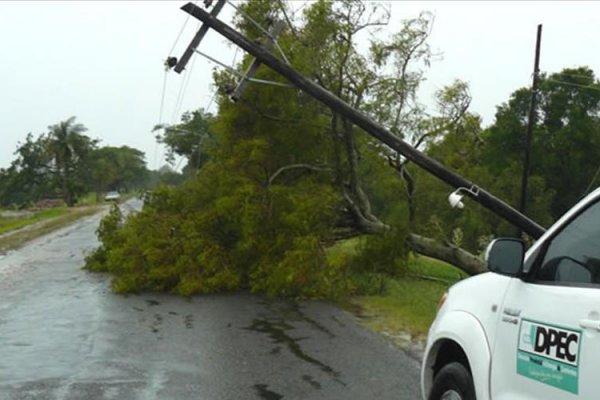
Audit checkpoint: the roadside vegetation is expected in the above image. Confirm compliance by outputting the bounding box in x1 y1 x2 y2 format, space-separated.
328 238 466 339
349 256 466 339
0 205 101 252
84 0 600 302
0 207 67 235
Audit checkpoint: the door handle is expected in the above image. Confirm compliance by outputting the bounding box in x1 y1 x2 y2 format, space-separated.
579 319 600 330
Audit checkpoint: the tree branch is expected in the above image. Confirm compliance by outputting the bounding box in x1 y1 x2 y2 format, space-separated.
268 163 331 186
406 233 486 275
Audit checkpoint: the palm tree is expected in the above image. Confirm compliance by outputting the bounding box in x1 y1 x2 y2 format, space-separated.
47 117 95 206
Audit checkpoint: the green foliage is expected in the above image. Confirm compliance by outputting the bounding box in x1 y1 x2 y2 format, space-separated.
484 67 600 218
84 204 124 272
88 146 148 197
0 133 54 207
155 109 216 174
351 274 451 337
85 157 344 297
0 117 150 209
85 0 600 302
47 117 98 206
351 227 409 277
349 256 465 338
409 111 555 252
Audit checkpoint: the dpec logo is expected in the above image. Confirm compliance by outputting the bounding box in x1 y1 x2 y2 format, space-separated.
519 320 580 366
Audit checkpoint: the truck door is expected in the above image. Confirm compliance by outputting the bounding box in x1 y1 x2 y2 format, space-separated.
491 198 600 399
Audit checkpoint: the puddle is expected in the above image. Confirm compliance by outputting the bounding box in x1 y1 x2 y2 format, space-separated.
253 384 283 400
330 315 346 328
151 313 163 334
276 301 336 339
184 314 193 329
245 319 340 379
302 374 321 390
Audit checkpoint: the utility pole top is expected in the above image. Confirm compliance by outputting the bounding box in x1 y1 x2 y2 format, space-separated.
174 0 226 74
177 1 546 239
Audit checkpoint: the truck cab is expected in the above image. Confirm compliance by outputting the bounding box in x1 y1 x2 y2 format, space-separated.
421 187 600 400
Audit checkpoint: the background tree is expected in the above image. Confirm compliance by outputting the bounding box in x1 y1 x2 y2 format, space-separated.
154 109 216 175
0 120 150 208
0 133 53 207
484 67 600 218
46 117 97 206
88 146 149 200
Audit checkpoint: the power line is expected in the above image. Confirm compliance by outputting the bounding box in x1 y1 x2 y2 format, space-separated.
157 71 169 124
224 0 290 65
582 164 600 198
168 11 192 56
542 71 596 81
546 79 600 93
172 42 199 123
154 70 170 170
194 49 294 88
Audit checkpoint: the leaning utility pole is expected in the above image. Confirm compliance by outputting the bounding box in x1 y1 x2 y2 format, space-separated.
177 2 546 239
519 24 542 215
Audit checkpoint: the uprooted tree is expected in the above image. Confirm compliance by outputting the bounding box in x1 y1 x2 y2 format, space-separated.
86 0 564 297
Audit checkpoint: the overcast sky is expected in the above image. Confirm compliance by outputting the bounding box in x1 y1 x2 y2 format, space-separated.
1 1 599 170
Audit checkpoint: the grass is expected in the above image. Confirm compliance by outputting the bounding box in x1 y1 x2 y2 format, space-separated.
0 206 102 252
76 193 100 206
329 237 469 341
0 208 68 235
408 255 469 283
350 262 460 339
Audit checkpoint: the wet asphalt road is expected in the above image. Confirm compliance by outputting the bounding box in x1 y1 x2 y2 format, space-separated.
0 200 421 399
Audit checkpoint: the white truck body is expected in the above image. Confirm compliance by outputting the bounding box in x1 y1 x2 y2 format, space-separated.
422 187 600 400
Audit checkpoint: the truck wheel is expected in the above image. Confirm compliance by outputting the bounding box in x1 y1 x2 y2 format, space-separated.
428 362 476 400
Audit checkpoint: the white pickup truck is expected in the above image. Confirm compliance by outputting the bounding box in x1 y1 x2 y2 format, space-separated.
421 187 600 400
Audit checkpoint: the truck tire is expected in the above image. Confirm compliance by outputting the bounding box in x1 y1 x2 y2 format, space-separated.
428 362 476 400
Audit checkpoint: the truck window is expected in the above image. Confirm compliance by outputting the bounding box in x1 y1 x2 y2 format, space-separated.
534 200 600 286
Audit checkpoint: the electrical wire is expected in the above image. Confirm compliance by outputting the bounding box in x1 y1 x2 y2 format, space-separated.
157 70 169 125
224 0 290 65
545 79 600 93
155 0 201 170
168 13 192 56
153 70 170 170
194 49 293 87
172 46 198 123
276 0 298 38
171 71 188 124
209 47 236 113
582 164 600 197
543 71 597 81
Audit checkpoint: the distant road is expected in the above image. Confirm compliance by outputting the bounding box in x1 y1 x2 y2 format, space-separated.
0 200 421 400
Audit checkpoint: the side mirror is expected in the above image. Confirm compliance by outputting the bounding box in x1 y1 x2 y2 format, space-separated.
485 238 525 276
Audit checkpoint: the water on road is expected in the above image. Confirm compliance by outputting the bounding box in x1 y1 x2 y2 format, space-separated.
0 201 421 399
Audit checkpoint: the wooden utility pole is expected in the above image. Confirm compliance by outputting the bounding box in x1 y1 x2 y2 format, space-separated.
178 2 546 239
174 0 226 73
519 24 543 215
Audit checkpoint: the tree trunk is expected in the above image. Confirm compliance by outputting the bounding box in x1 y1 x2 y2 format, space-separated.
406 233 486 275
